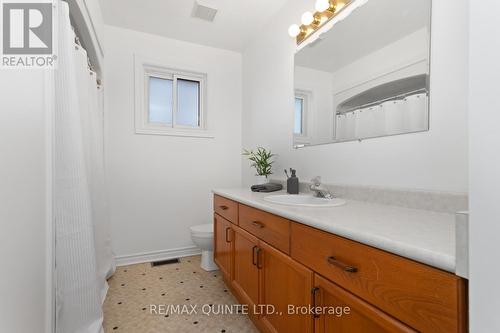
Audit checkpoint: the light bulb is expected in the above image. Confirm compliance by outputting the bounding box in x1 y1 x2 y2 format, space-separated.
315 0 330 12
288 24 301 37
301 11 314 25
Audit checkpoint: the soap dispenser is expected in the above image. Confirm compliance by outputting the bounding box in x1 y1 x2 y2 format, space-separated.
287 168 299 194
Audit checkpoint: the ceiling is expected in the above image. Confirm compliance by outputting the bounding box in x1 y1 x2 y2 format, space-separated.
295 0 431 73
99 0 288 52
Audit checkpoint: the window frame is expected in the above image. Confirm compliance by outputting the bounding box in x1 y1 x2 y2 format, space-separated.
135 55 212 138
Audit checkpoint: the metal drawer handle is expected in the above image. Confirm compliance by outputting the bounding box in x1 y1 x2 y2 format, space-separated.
311 287 320 318
256 247 263 269
252 246 262 269
252 246 258 266
252 221 265 229
225 227 231 243
327 256 358 273
219 205 229 211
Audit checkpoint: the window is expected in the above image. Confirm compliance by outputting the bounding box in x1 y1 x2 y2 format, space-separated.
148 77 173 124
294 90 309 138
176 79 200 127
294 96 304 135
135 55 210 137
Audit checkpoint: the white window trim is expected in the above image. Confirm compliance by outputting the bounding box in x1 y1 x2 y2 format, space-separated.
134 54 213 138
294 89 312 144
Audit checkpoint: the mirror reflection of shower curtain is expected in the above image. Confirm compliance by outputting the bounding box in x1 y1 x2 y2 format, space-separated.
383 99 405 135
354 105 387 138
54 3 114 333
336 93 428 140
336 111 357 140
403 93 428 132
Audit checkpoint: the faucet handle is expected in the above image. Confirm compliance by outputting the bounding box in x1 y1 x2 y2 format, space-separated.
311 176 321 186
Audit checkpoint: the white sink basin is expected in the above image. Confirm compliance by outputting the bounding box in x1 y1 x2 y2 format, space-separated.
263 194 346 207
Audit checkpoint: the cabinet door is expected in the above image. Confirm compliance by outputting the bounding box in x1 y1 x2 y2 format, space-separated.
232 226 260 309
214 214 233 280
259 241 313 333
314 274 416 333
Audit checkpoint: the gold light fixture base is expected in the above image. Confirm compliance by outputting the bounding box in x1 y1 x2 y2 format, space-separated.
296 0 351 45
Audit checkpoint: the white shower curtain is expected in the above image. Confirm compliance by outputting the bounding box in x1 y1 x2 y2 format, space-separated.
403 93 429 132
336 93 428 140
383 99 406 135
354 105 386 138
336 111 357 140
54 2 114 332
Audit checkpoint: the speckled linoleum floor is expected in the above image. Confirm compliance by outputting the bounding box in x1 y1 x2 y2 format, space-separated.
103 255 258 333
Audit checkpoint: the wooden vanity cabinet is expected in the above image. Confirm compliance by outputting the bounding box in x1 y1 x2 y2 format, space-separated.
291 223 467 333
213 214 234 280
212 194 467 333
232 226 260 311
238 204 290 254
214 194 238 223
230 224 314 333
259 241 314 333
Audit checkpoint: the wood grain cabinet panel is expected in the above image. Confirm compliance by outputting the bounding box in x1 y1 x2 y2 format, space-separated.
232 226 260 311
259 241 314 333
214 214 233 280
214 195 238 224
238 204 290 254
313 274 416 333
291 222 467 333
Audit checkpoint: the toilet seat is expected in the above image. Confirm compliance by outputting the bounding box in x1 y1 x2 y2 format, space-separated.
190 224 213 237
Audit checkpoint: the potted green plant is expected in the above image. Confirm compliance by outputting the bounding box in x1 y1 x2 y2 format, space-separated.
242 147 275 185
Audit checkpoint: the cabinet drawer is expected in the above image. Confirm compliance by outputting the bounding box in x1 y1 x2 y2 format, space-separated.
314 274 416 333
291 223 466 333
214 195 238 224
239 204 290 254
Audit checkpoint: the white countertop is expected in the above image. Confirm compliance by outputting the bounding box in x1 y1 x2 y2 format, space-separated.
213 188 456 273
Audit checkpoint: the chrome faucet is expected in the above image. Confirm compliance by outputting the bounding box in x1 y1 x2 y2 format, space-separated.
310 176 333 199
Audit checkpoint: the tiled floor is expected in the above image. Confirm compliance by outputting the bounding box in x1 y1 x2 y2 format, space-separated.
103 255 258 333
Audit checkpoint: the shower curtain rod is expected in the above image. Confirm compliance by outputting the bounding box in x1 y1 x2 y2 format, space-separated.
336 88 428 115
73 28 99 83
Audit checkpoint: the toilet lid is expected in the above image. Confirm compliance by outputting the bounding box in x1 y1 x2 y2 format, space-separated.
190 224 213 234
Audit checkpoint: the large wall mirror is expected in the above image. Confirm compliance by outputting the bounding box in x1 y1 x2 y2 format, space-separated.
293 0 431 148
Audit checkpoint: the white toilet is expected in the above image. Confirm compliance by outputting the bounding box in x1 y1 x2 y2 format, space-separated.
190 223 218 271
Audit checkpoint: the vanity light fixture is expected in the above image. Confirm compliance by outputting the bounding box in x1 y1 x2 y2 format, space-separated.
288 24 302 38
315 0 331 12
301 11 315 25
289 0 351 44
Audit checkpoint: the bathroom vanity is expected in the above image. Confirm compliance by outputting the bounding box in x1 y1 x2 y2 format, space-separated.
212 190 467 333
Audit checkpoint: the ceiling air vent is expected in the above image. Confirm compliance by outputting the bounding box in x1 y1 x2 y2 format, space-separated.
191 1 218 22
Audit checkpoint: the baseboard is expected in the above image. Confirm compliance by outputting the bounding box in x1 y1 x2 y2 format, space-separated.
115 246 201 267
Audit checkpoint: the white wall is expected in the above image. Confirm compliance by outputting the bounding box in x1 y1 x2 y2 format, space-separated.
103 25 242 259
242 0 468 193
469 0 500 331
0 71 51 332
331 28 428 94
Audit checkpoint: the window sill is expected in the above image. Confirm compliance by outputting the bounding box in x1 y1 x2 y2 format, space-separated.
294 135 310 142
135 127 215 138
